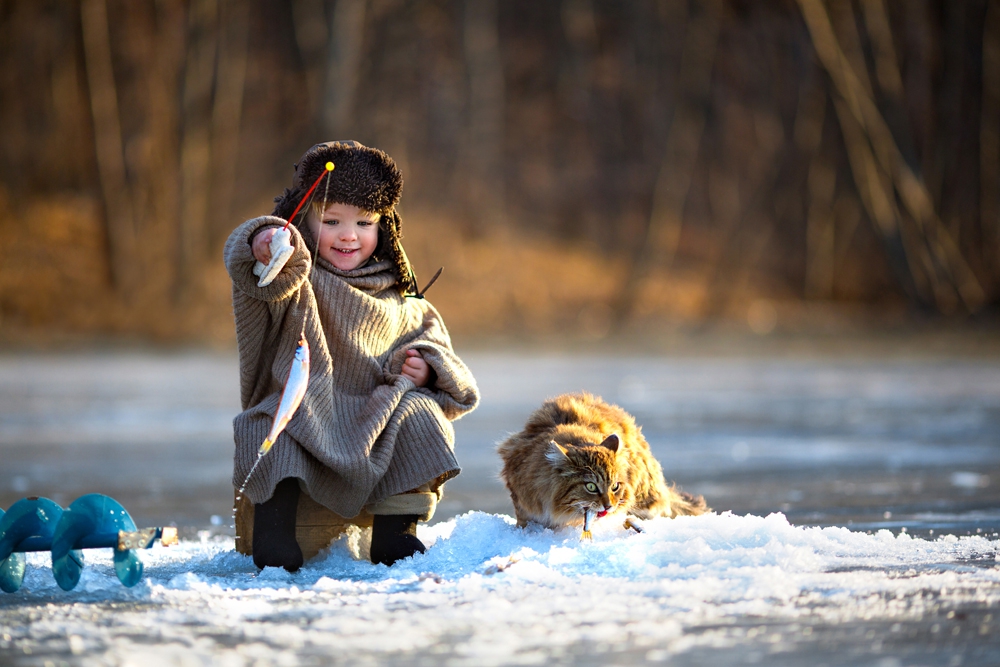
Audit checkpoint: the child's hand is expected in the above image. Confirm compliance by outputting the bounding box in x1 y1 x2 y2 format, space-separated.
400 349 431 387
251 227 277 264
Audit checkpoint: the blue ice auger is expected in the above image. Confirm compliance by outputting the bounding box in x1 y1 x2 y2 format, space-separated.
0 494 178 592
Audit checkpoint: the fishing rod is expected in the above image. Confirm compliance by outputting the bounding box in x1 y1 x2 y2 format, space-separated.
253 162 335 287
241 162 336 492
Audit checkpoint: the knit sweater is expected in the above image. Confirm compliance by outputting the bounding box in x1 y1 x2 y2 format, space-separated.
224 216 480 519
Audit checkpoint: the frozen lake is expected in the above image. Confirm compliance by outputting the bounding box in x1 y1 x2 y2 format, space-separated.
1 348 999 665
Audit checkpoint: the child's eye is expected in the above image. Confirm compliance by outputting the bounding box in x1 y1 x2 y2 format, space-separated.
323 218 338 225
585 482 598 493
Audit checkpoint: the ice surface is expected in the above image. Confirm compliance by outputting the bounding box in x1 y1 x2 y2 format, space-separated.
2 351 999 664
3 511 999 665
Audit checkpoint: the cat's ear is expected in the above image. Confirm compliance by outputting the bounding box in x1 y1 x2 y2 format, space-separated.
599 433 621 453
545 440 569 465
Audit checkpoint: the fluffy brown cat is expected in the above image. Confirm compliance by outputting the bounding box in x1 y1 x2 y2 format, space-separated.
498 392 708 533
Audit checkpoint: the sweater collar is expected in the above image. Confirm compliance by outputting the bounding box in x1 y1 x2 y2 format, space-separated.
317 256 399 295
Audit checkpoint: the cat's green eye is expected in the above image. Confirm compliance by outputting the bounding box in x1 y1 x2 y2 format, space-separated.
585 482 598 493
611 482 621 492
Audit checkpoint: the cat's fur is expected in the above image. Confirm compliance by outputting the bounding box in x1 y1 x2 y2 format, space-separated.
498 392 708 530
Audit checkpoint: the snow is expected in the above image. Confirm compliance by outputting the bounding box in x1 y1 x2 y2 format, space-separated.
4 511 999 665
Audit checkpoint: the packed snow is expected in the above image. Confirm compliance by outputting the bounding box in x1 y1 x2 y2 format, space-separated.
3 510 999 665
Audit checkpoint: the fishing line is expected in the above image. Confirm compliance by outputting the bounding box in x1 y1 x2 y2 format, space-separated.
309 163 334 281
235 163 334 505
300 162 334 340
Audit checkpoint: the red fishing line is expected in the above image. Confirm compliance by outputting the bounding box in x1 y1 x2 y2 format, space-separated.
282 162 335 230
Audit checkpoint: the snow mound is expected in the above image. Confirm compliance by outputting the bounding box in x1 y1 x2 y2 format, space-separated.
7 512 1000 664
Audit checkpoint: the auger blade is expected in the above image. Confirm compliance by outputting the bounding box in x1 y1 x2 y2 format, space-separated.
52 494 143 590
0 497 66 593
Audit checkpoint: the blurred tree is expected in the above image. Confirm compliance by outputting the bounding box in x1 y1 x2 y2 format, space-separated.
0 0 996 341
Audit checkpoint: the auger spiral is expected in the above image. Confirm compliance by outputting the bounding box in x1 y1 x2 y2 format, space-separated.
0 494 177 592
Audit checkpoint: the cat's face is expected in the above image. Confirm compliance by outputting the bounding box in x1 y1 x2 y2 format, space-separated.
547 433 632 518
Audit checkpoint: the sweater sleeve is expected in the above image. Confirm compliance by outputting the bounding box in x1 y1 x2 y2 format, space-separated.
223 216 312 303
384 302 480 421
224 216 318 411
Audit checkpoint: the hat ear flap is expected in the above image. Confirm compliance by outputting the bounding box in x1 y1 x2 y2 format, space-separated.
385 210 418 296
272 187 302 221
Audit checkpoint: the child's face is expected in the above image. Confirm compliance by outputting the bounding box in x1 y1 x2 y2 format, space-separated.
306 202 380 272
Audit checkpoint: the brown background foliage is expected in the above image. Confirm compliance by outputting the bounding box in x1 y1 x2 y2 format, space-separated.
1 0 998 344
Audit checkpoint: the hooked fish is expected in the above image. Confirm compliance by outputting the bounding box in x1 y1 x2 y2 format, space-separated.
259 337 310 455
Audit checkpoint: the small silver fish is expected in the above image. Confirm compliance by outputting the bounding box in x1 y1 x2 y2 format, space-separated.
258 337 310 455
582 509 595 541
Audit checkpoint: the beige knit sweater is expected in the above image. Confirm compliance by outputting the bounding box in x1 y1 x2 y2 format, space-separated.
224 216 479 519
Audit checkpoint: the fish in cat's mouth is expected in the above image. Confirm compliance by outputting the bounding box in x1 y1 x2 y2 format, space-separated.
576 503 611 519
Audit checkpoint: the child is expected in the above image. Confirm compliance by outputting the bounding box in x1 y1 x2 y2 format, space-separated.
224 140 479 571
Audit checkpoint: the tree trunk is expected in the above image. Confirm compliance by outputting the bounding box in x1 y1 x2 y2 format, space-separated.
80 0 137 298
208 0 250 254
616 0 722 321
982 0 1000 283
177 0 220 302
797 0 986 313
463 0 506 231
323 0 367 138
800 85 837 300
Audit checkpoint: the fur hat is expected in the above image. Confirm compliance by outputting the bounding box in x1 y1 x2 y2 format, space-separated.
272 140 417 295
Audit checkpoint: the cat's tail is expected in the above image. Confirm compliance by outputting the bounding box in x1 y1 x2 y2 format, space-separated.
670 488 709 517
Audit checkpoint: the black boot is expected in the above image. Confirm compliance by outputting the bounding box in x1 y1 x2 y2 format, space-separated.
252 477 304 572
370 514 426 566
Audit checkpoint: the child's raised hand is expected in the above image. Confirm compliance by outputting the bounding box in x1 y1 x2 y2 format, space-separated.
400 349 431 387
251 227 277 265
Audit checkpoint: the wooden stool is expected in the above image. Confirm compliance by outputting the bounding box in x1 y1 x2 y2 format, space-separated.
234 490 373 561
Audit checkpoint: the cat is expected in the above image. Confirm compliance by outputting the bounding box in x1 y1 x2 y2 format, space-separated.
497 392 708 533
